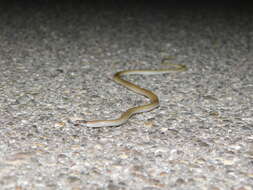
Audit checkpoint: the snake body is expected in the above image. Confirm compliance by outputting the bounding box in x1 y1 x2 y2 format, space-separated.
76 62 187 128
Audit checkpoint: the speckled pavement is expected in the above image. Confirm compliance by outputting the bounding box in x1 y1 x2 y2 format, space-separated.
0 1 252 190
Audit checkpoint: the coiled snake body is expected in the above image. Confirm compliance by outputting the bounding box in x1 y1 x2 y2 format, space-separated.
76 60 187 128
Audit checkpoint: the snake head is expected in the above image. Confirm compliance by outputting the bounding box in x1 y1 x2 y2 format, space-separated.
74 120 88 127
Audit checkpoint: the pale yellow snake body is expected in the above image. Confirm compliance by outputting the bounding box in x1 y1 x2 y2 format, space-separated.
76 61 187 128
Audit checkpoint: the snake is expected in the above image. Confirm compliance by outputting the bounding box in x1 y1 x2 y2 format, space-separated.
75 59 187 128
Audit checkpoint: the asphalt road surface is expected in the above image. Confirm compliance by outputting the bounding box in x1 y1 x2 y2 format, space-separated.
0 1 252 189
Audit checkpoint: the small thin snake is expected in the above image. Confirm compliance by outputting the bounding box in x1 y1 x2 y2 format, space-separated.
75 59 187 128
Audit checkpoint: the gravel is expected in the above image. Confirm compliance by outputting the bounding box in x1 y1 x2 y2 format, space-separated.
0 1 252 190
